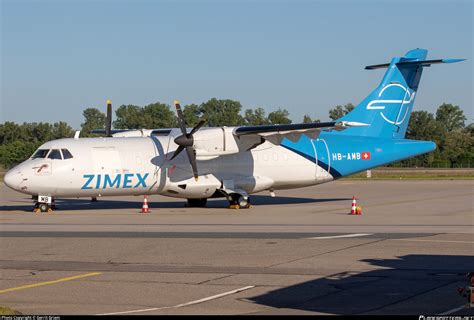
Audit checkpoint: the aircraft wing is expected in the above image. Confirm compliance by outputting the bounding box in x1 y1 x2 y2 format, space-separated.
91 129 172 137
233 121 368 145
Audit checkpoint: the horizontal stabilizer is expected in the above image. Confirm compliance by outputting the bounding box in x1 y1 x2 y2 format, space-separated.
365 58 465 70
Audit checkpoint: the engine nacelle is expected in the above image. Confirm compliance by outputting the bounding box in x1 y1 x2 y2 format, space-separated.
164 174 221 199
193 127 262 160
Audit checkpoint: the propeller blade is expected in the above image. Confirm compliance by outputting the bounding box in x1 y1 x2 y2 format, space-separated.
190 119 206 135
106 100 112 137
173 100 187 135
185 146 199 181
170 145 185 160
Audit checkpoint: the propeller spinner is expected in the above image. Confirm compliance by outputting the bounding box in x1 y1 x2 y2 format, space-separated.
170 100 206 181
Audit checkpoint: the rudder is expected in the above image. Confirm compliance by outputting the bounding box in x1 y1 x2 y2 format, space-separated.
337 49 463 139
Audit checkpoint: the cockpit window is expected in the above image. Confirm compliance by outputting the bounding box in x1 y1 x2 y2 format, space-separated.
31 149 50 159
47 149 62 160
61 149 73 159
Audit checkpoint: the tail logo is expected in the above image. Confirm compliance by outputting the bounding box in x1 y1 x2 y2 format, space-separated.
366 83 415 125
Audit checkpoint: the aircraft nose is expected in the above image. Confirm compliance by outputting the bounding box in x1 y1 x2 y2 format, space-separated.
4 169 22 191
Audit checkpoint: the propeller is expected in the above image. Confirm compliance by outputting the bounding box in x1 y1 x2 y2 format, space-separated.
170 100 206 181
105 99 112 137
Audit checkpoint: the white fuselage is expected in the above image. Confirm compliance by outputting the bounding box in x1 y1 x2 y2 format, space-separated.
4 127 333 199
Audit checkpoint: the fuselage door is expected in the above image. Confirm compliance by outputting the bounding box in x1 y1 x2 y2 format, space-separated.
313 138 331 179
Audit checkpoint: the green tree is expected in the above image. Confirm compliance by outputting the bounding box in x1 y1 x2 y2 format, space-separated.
183 104 201 127
267 108 292 125
328 103 354 120
114 105 145 129
0 140 39 168
142 102 176 128
51 121 74 139
435 103 466 132
0 122 21 144
29 123 53 144
444 130 474 167
303 115 320 123
406 111 445 144
402 110 446 167
465 123 474 136
199 98 245 127
244 108 269 125
81 108 106 136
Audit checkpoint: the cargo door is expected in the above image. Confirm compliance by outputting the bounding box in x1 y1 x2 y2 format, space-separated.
312 138 331 179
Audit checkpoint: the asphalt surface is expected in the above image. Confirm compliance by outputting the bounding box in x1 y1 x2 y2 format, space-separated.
0 180 473 315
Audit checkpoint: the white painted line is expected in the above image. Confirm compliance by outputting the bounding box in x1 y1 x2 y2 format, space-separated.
305 233 372 240
390 239 474 244
96 285 255 315
438 304 465 315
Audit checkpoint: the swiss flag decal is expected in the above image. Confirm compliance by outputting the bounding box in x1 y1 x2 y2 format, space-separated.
362 152 371 160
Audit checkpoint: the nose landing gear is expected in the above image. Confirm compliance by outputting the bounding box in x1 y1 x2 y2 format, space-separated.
33 195 54 213
33 202 53 213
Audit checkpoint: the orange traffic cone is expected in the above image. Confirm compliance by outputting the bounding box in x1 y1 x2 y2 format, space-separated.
350 196 357 215
141 195 150 213
356 206 362 215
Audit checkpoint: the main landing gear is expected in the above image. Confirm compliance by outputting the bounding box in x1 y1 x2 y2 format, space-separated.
228 193 251 209
186 193 251 209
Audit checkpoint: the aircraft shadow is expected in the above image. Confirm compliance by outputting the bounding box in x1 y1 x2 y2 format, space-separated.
247 254 473 315
0 196 351 212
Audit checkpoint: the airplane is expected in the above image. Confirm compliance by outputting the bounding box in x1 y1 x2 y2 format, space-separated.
3 49 464 212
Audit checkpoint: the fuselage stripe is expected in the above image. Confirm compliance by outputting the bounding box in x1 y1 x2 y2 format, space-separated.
281 145 342 178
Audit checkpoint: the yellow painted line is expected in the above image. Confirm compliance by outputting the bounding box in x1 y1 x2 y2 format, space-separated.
0 272 101 294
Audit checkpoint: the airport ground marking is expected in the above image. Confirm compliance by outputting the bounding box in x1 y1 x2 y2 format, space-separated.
390 239 474 244
438 305 465 315
0 272 102 294
305 233 372 240
97 285 255 315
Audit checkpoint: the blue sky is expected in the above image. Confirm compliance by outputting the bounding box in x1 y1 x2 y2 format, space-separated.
1 0 472 129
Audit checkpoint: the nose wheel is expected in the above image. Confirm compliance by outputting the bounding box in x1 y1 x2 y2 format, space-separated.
33 195 54 213
34 202 52 213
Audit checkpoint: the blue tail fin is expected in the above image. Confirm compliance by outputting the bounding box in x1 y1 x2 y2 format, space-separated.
338 49 464 139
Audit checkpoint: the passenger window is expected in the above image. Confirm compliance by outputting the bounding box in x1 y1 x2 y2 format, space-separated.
61 149 73 159
48 149 62 160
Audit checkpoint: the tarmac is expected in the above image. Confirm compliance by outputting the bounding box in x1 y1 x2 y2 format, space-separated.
0 180 473 315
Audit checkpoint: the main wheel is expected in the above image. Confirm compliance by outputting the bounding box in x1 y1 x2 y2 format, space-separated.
187 198 208 207
38 203 49 213
229 194 250 209
237 195 250 209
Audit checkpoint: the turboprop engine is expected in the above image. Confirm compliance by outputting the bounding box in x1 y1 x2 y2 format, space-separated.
192 127 262 160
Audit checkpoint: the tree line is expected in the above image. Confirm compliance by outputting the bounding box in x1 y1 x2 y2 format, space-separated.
0 98 472 169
